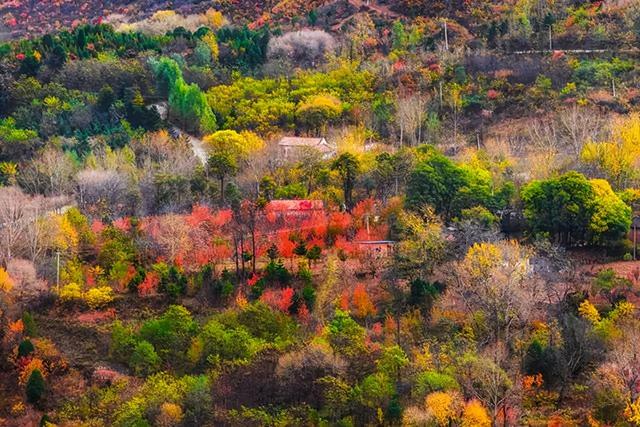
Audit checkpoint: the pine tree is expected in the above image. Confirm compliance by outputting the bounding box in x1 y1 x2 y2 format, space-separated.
26 369 45 404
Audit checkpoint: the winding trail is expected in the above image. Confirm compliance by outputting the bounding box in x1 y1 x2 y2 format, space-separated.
171 127 208 166
331 0 400 31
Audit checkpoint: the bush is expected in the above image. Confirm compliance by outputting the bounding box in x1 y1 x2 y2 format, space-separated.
84 286 115 309
58 283 83 303
22 311 37 337
130 340 161 376
139 305 197 365
110 320 138 363
235 302 297 345
159 266 187 300
26 369 45 404
18 339 35 358
199 320 258 365
413 371 459 398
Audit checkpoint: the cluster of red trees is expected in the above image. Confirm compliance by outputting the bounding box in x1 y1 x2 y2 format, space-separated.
120 199 387 273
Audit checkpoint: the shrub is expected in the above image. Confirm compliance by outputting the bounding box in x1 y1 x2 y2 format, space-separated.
157 402 184 426
22 311 37 337
199 320 258 365
110 320 138 363
18 339 35 358
139 305 197 365
26 369 45 404
130 340 161 376
58 283 83 303
235 302 297 345
414 371 459 398
84 286 115 309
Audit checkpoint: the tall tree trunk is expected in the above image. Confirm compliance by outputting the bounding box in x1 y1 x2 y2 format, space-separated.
251 227 257 274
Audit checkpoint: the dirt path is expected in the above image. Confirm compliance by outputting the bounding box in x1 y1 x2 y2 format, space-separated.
171 127 208 166
350 0 399 17
331 0 400 31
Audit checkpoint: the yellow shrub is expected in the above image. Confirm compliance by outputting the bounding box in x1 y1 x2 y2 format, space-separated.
84 286 115 309
59 283 83 303
0 267 14 292
205 8 224 28
609 301 636 321
578 300 601 325
151 10 177 21
157 402 184 427
461 400 491 427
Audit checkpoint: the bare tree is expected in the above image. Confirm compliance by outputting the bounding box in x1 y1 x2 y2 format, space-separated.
608 319 640 403
268 30 336 68
457 343 517 427
0 187 66 266
18 147 76 196
527 106 607 157
396 95 428 146
0 187 37 265
75 169 129 219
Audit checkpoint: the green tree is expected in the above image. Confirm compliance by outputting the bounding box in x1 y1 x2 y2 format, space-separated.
26 369 45 404
198 320 257 364
139 305 197 367
407 149 466 219
22 311 37 337
305 245 322 267
296 94 343 135
130 340 161 376
18 339 35 358
589 179 631 247
377 345 409 383
208 152 238 204
521 171 595 245
332 153 360 210
327 309 366 357
522 172 631 246
150 57 217 134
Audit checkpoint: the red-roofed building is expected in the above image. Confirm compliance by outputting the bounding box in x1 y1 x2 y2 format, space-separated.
265 199 324 221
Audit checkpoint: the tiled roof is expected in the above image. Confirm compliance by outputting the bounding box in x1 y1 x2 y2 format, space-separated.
278 137 326 146
266 200 324 211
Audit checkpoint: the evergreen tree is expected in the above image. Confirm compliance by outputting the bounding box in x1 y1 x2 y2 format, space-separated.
26 369 45 404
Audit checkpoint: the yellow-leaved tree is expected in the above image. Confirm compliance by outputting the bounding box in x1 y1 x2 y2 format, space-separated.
0 267 14 293
296 94 343 135
581 114 640 189
203 130 264 202
452 241 538 343
0 267 14 355
461 400 491 427
205 8 224 28
425 391 460 426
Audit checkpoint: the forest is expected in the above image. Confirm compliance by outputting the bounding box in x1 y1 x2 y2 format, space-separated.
1 0 640 426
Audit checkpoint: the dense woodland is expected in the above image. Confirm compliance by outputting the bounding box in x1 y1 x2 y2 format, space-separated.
2 1 640 426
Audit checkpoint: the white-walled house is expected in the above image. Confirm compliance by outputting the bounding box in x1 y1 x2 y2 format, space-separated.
278 137 337 160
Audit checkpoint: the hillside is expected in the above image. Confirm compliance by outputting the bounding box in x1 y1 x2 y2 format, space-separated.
2 0 640 426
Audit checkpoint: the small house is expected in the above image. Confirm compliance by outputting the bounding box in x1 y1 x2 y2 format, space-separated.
265 199 324 222
278 137 337 160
